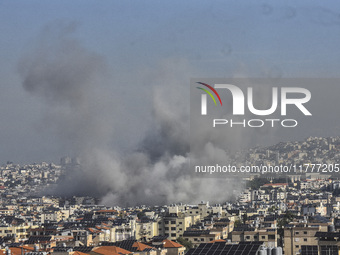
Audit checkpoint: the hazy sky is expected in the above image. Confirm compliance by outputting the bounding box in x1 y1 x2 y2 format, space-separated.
1 0 340 164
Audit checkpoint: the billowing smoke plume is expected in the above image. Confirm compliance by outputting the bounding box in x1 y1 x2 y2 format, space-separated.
18 23 243 206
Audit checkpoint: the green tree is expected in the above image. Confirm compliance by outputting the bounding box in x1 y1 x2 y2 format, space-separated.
234 219 242 228
247 178 270 190
242 213 248 224
137 211 146 219
177 237 193 250
268 206 277 213
277 211 294 228
277 211 294 239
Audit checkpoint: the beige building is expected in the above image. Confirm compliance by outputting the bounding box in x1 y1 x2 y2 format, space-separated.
159 214 200 241
284 226 320 255
41 211 63 223
186 202 223 220
0 208 14 216
315 231 340 253
0 224 37 241
209 219 234 239
149 239 185 255
136 220 159 241
71 229 93 246
109 224 135 242
183 230 221 247
162 239 185 255
231 229 277 247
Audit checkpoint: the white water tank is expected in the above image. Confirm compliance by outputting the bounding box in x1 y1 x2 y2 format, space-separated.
258 247 267 255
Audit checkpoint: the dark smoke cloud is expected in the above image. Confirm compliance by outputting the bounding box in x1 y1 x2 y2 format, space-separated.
18 22 243 206
18 22 114 153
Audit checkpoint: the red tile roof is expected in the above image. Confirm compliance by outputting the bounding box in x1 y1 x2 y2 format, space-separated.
92 246 131 255
162 239 183 248
132 242 153 251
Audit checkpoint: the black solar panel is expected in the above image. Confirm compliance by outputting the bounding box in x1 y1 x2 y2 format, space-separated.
184 230 210 236
74 247 93 252
152 235 168 242
187 242 263 255
143 248 154 252
315 232 340 238
54 246 93 252
301 246 318 255
24 236 52 244
233 225 255 232
321 245 338 255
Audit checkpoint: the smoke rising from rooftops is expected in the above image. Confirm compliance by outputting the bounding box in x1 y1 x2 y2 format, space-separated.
18 22 244 206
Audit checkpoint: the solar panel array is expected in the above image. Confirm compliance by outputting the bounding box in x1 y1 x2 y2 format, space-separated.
143 248 154 252
320 245 338 255
183 230 210 237
301 245 318 255
233 226 255 232
53 246 93 252
152 235 168 242
25 236 52 244
315 232 340 238
186 242 263 255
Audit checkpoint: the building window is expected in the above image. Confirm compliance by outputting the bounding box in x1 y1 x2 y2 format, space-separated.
295 246 299 248
304 238 307 242
201 238 204 241
304 231 307 234
171 221 176 224
246 236 250 240
295 232 299 235
171 233 176 237
171 227 176 231
165 227 169 230
261 236 265 239
165 221 169 224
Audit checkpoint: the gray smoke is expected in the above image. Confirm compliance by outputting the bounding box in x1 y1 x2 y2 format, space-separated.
18 23 243 206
